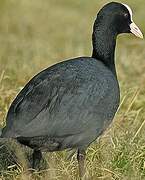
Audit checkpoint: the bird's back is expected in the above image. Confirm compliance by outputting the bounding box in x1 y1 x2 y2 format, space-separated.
2 57 120 149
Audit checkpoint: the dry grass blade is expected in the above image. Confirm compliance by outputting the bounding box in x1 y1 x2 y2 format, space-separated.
131 119 145 143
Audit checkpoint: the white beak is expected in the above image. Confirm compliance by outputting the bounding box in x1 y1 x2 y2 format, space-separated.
130 22 144 39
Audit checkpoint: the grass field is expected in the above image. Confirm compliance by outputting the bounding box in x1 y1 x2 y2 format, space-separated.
0 0 145 179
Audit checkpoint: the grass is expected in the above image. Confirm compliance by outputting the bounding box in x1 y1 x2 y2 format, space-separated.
0 0 145 179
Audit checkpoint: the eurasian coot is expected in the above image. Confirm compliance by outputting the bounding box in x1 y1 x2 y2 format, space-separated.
1 2 143 177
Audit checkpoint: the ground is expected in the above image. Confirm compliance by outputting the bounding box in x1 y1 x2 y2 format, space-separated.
0 0 145 179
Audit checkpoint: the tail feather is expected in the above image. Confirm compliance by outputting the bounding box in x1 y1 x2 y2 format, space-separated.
0 128 14 143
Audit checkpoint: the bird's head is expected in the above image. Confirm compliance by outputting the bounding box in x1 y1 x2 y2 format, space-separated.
95 2 143 38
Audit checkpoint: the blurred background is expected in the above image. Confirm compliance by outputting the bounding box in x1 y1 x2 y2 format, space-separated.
0 0 145 179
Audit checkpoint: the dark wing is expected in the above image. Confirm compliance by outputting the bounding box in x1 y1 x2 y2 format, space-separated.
3 58 115 138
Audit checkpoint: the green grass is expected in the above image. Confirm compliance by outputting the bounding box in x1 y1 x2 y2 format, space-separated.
0 0 145 179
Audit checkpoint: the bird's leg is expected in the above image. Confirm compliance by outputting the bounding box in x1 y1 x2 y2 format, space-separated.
77 149 86 178
32 149 42 170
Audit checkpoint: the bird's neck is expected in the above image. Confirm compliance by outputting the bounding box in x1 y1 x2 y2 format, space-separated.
92 23 117 76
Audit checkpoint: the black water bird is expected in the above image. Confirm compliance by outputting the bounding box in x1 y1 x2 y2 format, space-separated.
1 2 143 177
